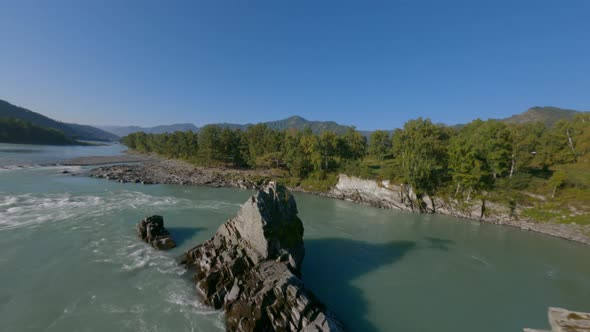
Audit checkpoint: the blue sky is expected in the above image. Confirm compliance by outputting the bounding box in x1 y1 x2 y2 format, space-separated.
1 0 589 130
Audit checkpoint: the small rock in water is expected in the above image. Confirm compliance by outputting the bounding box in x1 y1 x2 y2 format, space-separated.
136 215 176 250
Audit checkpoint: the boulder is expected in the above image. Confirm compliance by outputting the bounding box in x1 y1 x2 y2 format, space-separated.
136 215 176 250
182 182 344 332
524 307 590 332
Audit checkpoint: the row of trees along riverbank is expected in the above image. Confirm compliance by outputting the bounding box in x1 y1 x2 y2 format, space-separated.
121 114 590 225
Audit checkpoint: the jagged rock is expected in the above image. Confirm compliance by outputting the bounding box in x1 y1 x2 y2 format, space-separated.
136 215 176 250
525 307 590 332
182 182 344 332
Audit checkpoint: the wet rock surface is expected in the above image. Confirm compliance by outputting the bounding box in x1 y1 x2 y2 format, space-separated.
524 307 590 332
181 182 344 331
136 215 176 250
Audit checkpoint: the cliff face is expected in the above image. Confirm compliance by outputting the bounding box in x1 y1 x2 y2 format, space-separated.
181 182 344 331
330 175 488 217
329 175 590 245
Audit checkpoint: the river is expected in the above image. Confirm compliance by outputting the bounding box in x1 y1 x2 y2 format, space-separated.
0 143 588 331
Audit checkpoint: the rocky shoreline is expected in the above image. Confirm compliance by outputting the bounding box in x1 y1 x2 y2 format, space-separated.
89 159 590 246
90 159 268 188
62 154 153 166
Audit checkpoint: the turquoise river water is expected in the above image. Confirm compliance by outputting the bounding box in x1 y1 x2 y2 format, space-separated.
0 143 589 331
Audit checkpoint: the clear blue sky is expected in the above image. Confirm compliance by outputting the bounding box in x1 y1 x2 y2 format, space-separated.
1 0 589 130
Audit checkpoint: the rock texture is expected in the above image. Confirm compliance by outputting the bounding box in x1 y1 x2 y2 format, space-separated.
136 215 176 250
91 159 590 245
524 307 590 332
90 159 264 188
181 182 344 331
329 175 590 245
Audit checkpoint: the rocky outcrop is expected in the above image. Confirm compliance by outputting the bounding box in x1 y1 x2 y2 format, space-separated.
136 215 176 250
329 175 590 245
524 307 590 332
181 182 344 332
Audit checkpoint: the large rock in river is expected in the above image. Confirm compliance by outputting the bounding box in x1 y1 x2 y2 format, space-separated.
181 182 344 331
136 215 176 250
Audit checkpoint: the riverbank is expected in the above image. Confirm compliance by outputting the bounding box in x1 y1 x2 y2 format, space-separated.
62 154 153 166
89 158 590 245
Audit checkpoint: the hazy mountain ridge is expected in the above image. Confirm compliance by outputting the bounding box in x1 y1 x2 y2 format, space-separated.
98 123 199 137
100 107 587 138
100 115 356 136
0 99 118 141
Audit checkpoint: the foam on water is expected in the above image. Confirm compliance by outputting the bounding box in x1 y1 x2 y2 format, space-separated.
0 191 193 231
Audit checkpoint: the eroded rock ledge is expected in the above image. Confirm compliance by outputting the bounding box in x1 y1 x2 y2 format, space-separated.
328 175 590 245
181 182 344 331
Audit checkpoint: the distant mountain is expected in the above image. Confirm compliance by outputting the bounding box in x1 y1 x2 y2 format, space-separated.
263 115 351 134
0 99 118 141
98 123 199 137
0 117 77 145
100 115 356 136
213 115 353 134
500 106 585 127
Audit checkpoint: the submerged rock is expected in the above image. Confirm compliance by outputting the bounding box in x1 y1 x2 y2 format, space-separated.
524 307 590 332
136 215 176 250
182 182 344 331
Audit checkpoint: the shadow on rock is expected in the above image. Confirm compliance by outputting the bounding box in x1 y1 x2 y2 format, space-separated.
303 239 416 332
166 227 206 247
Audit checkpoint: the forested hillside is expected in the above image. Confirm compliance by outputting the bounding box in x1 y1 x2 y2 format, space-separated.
121 113 589 225
0 99 118 141
0 117 76 145
501 106 585 127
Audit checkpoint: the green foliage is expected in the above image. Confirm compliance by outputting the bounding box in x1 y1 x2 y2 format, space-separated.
299 171 339 192
120 113 590 225
391 118 449 197
368 130 391 160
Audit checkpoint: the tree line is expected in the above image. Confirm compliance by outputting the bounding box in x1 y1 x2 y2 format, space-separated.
121 114 589 198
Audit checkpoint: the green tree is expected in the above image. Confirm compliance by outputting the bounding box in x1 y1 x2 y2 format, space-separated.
198 125 221 163
368 130 391 160
339 127 366 160
548 169 567 199
391 118 449 203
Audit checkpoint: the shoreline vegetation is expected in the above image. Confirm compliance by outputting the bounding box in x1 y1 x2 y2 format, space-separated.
88 113 589 244
89 155 590 245
119 115 588 215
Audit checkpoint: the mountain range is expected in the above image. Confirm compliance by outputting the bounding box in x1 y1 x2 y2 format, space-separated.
98 115 356 137
0 99 118 141
99 106 587 137
1 97 586 143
